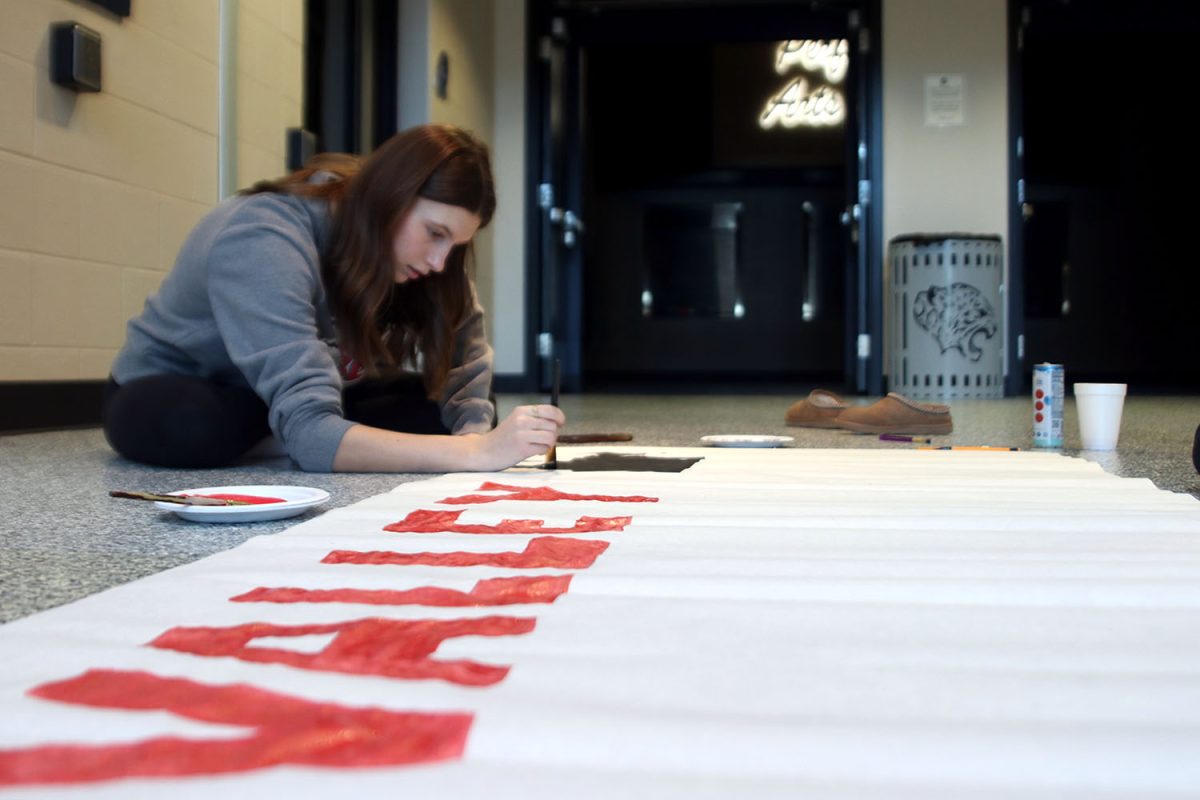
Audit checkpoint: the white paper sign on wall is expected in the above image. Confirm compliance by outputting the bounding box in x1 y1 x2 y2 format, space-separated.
924 74 965 127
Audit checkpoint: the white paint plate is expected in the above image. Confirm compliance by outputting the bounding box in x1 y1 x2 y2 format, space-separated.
154 485 330 523
700 435 794 448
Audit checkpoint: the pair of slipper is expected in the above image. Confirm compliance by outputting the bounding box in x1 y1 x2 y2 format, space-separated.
785 389 954 435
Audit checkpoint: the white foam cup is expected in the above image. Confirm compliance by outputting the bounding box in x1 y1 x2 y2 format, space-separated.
1073 383 1127 450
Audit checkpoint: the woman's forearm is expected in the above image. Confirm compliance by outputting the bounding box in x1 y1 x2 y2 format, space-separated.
331 424 485 472
331 403 564 473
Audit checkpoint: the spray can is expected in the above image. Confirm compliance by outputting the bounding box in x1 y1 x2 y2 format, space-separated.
1032 363 1064 447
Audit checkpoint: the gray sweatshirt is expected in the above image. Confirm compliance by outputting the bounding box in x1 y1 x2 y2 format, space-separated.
110 189 495 471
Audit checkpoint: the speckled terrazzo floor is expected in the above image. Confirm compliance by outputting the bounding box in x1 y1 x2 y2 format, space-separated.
2 390 1197 623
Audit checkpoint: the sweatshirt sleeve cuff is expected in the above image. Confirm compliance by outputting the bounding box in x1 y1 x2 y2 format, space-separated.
450 399 495 435
288 414 356 472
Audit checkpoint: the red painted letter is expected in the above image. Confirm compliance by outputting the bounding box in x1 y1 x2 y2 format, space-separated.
151 616 535 687
383 509 631 535
231 575 572 607
323 536 609 569
438 481 658 505
0 669 470 786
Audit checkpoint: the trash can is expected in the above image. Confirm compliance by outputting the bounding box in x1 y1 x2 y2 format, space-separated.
888 234 1004 399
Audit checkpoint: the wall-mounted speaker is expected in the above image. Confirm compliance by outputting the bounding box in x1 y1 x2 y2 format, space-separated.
50 22 102 93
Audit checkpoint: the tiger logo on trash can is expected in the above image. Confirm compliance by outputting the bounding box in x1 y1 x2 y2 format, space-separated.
911 283 997 362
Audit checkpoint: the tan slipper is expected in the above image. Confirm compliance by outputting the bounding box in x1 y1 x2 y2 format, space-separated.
835 392 953 435
785 389 849 428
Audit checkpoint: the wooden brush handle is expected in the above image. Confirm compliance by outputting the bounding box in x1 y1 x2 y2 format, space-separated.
109 490 233 506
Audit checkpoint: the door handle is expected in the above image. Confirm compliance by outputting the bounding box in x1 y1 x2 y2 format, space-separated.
560 210 584 247
842 205 860 244
563 211 583 247
545 205 583 246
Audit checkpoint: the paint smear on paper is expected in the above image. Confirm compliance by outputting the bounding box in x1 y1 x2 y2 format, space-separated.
552 453 702 472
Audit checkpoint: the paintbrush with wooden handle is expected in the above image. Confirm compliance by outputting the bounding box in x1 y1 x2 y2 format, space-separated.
109 490 251 506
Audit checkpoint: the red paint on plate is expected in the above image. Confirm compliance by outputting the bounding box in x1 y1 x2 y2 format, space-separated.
188 493 286 505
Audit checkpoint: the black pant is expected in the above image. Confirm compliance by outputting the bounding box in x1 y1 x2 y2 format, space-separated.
102 374 455 469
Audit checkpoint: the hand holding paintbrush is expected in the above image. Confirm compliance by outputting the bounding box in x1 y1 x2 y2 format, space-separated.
482 361 563 470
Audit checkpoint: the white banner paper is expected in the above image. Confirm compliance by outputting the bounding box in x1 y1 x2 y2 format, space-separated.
2 448 1199 798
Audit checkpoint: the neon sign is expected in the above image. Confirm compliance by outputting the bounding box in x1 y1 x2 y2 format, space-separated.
774 39 848 83
760 39 848 130
760 78 845 128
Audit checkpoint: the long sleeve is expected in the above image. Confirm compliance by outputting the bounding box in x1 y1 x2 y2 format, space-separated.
206 208 353 472
438 281 496 434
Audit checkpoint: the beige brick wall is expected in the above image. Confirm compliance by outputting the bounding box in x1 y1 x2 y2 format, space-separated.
429 0 497 365
234 0 305 189
0 0 303 382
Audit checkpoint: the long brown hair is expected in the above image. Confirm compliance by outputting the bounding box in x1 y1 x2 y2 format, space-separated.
244 125 495 397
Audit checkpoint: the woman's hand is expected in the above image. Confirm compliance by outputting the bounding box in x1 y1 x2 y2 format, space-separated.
472 404 565 471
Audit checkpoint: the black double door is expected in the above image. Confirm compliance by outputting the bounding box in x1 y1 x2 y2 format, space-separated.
1012 0 1200 389
531 0 882 394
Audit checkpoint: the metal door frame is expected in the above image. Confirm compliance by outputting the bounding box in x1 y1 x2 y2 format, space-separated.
1006 0 1027 396
846 2 885 395
529 9 586 393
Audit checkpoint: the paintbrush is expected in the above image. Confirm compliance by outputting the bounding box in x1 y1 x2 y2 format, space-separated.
110 490 251 506
557 432 633 444
543 358 561 470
